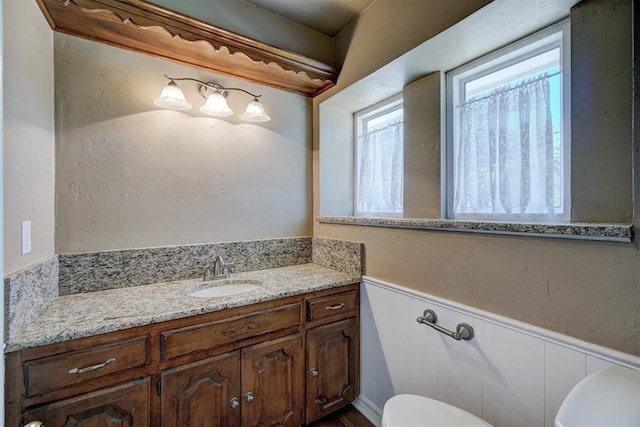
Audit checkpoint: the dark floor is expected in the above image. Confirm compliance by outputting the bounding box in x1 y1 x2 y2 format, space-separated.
307 405 375 427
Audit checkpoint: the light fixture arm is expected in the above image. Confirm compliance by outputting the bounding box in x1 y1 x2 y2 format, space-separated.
163 74 262 98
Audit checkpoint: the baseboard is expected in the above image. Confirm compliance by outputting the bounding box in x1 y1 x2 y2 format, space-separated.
353 394 383 427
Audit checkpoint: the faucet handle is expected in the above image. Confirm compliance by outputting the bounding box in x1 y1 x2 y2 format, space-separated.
203 265 213 281
221 263 231 279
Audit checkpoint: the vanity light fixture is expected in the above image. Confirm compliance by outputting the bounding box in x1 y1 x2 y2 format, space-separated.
154 75 271 122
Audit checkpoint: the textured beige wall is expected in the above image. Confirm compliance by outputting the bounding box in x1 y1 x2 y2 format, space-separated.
333 0 492 89
570 0 633 222
403 73 442 218
55 34 312 253
3 0 55 274
318 105 353 216
314 0 639 355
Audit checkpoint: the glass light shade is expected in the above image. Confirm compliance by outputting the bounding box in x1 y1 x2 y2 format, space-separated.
200 92 234 116
154 82 192 110
241 98 271 122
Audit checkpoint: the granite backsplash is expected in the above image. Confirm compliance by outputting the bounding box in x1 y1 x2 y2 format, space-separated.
58 237 314 295
312 237 364 277
4 255 58 342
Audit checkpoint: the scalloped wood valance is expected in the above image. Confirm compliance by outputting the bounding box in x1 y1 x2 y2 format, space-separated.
36 0 338 97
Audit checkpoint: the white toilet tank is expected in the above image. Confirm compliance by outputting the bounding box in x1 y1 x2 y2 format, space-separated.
555 366 640 427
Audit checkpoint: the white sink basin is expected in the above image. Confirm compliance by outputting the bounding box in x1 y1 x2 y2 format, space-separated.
188 280 262 298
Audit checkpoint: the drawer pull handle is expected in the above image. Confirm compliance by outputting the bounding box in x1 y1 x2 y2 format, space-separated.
68 358 116 375
25 422 44 427
325 303 344 311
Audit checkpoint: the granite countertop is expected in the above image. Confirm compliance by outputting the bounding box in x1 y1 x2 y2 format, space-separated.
7 263 360 352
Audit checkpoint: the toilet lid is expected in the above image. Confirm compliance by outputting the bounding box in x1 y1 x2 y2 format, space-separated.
382 394 492 427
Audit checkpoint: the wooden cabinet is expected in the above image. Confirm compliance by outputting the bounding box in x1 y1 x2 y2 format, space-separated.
161 352 241 427
241 335 304 427
24 378 150 427
23 336 150 398
160 335 304 427
159 304 300 361
306 319 358 423
306 290 358 323
304 289 360 424
6 284 359 427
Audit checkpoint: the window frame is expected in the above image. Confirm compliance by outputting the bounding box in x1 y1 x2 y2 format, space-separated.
353 93 404 218
445 19 571 222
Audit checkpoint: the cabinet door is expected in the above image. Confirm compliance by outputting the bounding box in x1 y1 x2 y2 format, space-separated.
24 378 150 427
161 351 241 427
306 318 358 423
241 335 304 427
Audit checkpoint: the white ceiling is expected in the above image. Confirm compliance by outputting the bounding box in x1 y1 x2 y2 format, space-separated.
244 0 375 36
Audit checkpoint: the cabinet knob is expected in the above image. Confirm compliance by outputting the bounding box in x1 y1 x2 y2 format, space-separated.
25 422 44 427
309 368 319 377
229 397 240 409
244 392 254 403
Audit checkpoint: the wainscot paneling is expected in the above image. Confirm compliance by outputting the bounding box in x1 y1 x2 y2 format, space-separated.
353 276 640 427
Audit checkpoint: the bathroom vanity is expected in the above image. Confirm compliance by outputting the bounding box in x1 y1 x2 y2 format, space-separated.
5 264 360 426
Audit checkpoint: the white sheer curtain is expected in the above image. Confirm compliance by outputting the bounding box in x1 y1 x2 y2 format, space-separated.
454 74 556 217
357 121 404 214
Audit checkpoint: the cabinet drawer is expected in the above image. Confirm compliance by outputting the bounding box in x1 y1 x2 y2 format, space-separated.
306 290 358 322
24 336 150 397
160 303 300 360
25 377 150 426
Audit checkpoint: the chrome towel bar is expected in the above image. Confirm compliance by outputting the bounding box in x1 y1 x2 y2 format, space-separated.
416 309 475 341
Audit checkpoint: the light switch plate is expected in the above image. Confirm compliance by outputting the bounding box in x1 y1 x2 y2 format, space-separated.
21 221 31 255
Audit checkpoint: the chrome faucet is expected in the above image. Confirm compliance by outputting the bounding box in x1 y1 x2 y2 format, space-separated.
203 255 230 280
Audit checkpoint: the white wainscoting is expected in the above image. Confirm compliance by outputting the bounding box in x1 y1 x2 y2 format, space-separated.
353 276 640 427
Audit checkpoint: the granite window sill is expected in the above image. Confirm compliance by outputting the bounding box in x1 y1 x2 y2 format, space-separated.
317 216 633 242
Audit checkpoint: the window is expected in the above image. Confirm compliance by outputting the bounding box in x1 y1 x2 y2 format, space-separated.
447 21 570 221
355 95 404 217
